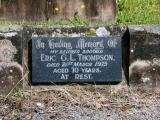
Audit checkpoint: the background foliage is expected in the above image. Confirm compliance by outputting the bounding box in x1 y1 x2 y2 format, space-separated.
117 0 160 24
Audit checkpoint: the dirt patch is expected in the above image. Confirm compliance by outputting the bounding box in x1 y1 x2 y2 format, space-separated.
0 84 160 120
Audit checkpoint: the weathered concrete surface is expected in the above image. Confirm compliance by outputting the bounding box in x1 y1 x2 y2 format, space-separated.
0 26 23 95
0 62 22 94
0 26 128 93
129 25 160 35
129 25 160 90
1 25 160 95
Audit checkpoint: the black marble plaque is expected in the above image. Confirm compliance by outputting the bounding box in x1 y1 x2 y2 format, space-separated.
31 37 122 84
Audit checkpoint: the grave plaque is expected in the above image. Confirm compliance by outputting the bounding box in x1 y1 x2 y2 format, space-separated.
31 37 122 84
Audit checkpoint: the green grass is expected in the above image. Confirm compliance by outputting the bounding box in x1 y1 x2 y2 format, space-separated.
0 20 86 27
0 16 90 27
117 0 160 24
